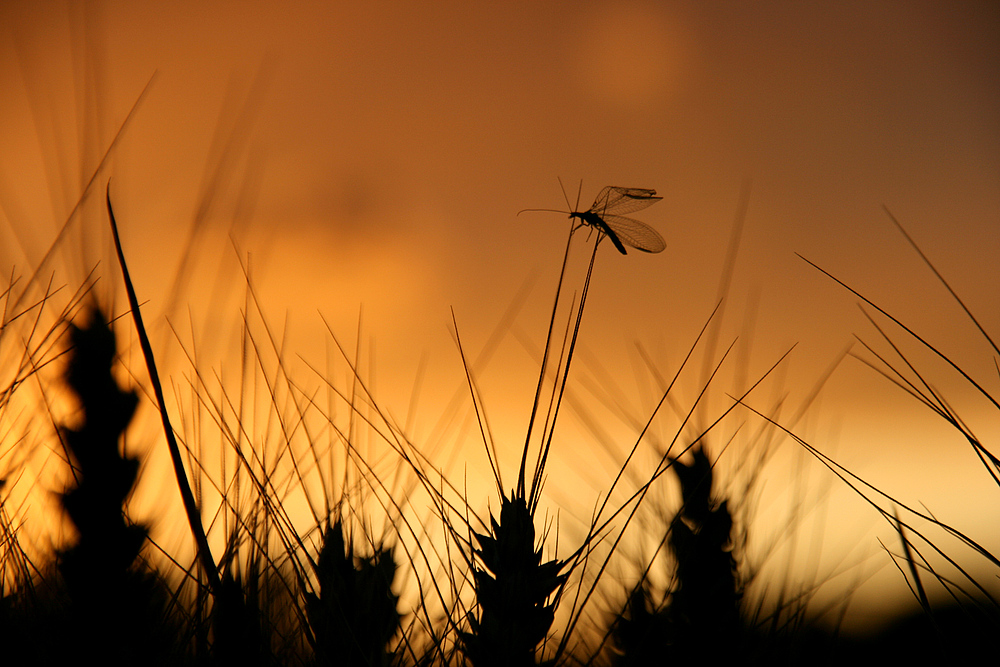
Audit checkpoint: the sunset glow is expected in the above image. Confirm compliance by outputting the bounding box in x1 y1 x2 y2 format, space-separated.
1 1 997 658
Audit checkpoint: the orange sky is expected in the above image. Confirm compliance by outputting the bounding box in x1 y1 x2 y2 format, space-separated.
1 0 998 634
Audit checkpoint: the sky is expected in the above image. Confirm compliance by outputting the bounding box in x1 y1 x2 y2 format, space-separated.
1 0 998 635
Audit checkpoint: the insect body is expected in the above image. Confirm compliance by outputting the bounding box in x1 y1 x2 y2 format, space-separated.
571 186 665 254
519 185 666 254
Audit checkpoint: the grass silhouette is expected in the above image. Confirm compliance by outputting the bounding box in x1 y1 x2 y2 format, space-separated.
610 445 741 665
1 163 995 666
731 211 1000 661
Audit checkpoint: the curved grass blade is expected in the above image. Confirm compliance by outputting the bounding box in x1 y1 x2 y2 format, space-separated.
106 185 222 597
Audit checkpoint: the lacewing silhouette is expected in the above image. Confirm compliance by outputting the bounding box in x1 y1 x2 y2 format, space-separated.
519 184 666 254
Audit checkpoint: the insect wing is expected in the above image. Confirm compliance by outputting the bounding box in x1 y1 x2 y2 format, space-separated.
590 186 662 217
607 186 659 205
602 214 666 253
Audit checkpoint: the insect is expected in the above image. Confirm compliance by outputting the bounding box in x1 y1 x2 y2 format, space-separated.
519 184 666 254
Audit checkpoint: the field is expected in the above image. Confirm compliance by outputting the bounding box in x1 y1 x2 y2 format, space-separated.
1 3 997 665
1 176 997 665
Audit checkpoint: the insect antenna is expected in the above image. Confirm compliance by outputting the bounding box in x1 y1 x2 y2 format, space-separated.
516 206 567 216
515 177 579 217
556 176 578 214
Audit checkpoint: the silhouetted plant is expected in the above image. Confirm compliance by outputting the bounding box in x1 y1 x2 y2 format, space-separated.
59 309 142 590
213 568 269 667
668 446 740 643
8 166 977 667
306 519 400 667
459 494 567 667
613 445 741 665
782 222 1000 657
54 308 181 665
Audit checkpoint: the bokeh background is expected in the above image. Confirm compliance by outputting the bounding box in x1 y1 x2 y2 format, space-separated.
2 0 998 636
